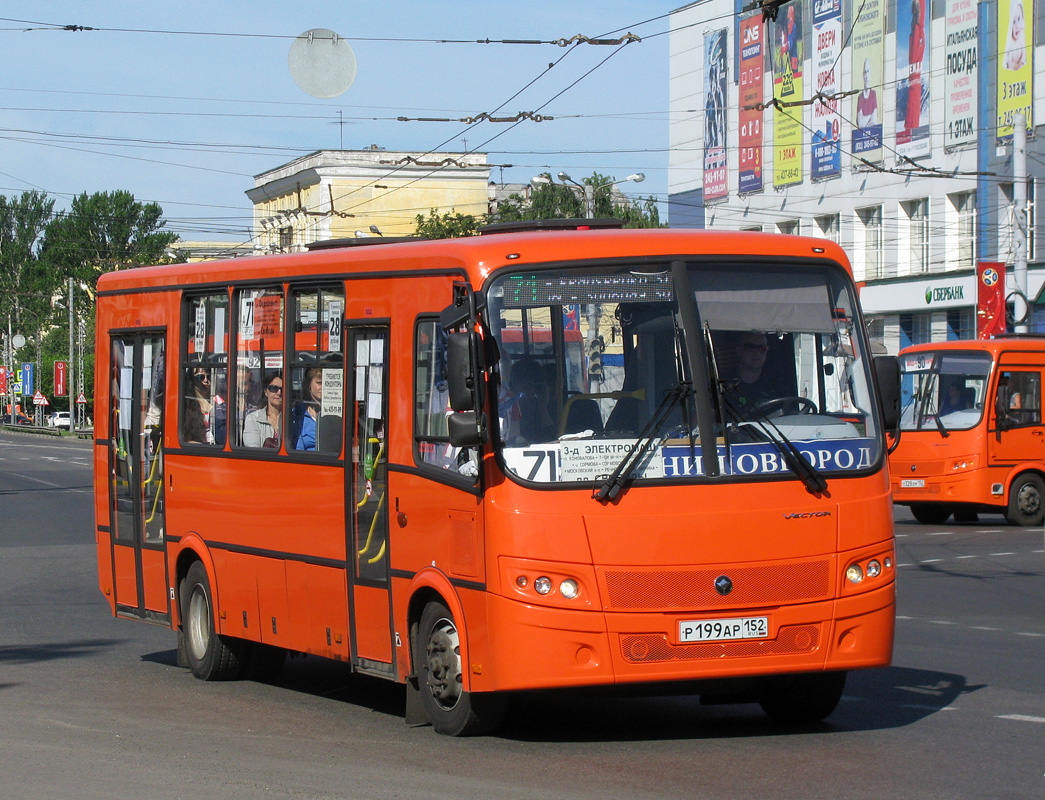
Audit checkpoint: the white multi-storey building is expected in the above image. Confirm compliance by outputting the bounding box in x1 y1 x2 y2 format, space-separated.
668 0 1043 353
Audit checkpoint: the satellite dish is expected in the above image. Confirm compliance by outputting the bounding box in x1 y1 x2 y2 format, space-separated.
288 28 357 98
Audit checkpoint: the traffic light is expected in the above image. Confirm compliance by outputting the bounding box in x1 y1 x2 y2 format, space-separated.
588 335 604 381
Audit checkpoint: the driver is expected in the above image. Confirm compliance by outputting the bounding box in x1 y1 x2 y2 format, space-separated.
728 331 787 411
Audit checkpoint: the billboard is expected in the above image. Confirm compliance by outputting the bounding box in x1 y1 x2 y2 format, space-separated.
851 0 885 163
896 0 931 159
738 14 765 195
945 0 978 149
997 0 1034 142
772 0 803 187
703 28 729 203
811 0 842 180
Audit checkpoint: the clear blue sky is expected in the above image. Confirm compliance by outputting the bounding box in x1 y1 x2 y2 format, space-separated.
0 2 680 243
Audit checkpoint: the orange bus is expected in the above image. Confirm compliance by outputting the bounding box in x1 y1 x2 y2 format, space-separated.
891 336 1045 526
94 221 900 735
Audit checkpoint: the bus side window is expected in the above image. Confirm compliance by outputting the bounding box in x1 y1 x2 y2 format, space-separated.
182 293 229 447
287 285 345 455
997 371 1041 427
414 318 477 476
233 287 285 449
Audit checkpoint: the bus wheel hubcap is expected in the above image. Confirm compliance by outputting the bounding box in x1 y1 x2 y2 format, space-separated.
425 618 462 710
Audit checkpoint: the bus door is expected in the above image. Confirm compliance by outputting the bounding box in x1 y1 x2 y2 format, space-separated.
345 326 394 674
108 332 169 622
990 367 1044 464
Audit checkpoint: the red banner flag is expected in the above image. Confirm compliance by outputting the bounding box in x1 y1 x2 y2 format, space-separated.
54 360 67 396
976 262 1006 339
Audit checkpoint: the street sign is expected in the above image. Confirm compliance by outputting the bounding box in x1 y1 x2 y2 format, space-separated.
20 362 34 396
33 391 48 406
54 361 67 396
76 392 88 405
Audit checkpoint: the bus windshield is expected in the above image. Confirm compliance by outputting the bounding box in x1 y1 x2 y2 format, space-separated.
486 260 881 485
900 350 992 431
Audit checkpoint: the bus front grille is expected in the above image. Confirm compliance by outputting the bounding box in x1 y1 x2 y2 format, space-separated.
601 560 831 611
620 624 820 663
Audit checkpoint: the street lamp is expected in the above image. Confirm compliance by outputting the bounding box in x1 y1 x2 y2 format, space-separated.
532 172 647 219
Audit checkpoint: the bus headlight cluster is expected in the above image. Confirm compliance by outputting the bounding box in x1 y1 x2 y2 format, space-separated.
846 555 893 586
951 458 975 472
515 573 581 600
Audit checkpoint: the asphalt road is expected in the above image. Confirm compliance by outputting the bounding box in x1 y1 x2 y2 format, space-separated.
1 430 1042 799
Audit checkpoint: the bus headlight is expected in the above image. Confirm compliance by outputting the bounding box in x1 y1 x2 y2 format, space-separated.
534 576 553 595
866 559 882 578
559 579 579 599
846 563 864 584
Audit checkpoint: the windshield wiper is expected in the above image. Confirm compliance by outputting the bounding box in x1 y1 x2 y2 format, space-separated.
720 390 829 497
594 382 692 503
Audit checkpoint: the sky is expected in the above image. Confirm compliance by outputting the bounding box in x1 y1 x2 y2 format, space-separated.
0 1 684 244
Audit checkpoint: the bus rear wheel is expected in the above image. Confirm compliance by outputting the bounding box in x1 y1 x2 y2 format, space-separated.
1005 473 1045 526
758 671 847 724
181 561 244 681
909 503 952 525
416 600 506 736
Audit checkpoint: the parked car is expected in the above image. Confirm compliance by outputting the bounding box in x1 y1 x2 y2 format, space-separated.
50 411 71 430
14 412 32 426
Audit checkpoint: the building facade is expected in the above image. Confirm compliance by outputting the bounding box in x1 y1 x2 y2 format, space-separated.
669 0 1043 353
247 148 491 252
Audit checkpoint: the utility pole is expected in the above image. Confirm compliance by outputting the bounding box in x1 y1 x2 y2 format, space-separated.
68 278 75 425
1014 113 1028 333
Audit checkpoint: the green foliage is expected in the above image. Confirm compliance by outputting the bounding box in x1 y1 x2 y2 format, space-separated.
0 190 58 326
414 209 488 239
495 172 662 229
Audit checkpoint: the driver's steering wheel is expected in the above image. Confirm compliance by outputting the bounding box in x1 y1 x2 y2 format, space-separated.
752 396 818 417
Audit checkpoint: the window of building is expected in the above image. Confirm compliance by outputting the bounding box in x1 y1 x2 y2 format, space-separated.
946 308 975 340
234 287 284 449
904 198 929 273
741 225 763 232
181 293 229 447
1000 180 1036 263
950 191 975 270
815 213 840 243
777 220 799 235
279 226 293 252
858 205 883 280
287 286 345 455
899 313 931 350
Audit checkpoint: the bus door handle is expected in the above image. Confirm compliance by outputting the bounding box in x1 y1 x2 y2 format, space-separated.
1034 429 1044 437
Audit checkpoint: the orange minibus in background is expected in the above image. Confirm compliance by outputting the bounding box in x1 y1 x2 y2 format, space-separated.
94 220 900 736
891 337 1045 526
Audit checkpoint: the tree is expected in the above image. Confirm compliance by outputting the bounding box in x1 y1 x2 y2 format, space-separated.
42 190 181 309
496 172 663 229
414 209 488 239
0 190 58 329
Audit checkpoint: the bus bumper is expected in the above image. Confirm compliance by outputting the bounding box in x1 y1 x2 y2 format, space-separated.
477 582 894 692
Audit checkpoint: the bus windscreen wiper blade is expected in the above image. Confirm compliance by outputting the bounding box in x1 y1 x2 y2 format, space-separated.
721 391 828 497
594 382 692 503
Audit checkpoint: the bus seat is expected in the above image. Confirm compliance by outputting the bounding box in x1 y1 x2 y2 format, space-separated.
562 397 604 436
962 387 976 409
317 414 343 453
604 396 643 435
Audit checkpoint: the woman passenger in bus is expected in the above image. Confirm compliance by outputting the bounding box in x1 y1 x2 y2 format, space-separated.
243 370 283 448
290 366 322 451
511 358 557 444
188 367 226 445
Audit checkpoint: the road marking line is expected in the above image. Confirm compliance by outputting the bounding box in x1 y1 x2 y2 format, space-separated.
971 626 1000 631
927 532 956 536
920 559 943 563
1015 632 1045 638
928 620 956 625
901 704 957 711
996 714 1045 724
989 552 1016 556
977 529 1004 533
956 555 977 559
898 563 913 567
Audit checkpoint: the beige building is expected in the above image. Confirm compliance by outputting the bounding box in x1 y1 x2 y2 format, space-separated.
246 147 491 252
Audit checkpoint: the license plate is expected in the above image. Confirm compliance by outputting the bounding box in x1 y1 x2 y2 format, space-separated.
678 616 768 643
901 479 925 488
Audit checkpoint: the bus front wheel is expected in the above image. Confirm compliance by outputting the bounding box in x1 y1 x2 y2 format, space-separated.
758 671 847 724
1006 473 1045 526
416 600 506 736
181 561 244 681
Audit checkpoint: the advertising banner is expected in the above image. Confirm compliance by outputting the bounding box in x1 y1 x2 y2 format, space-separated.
945 0 978 149
54 360 67 397
997 0 1034 142
851 0 885 163
976 262 1006 338
811 0 841 180
772 0 803 187
738 14 765 195
0 366 6 395
703 29 729 203
896 0 931 158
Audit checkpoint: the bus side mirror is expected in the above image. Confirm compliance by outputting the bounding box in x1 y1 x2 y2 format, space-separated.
874 355 901 432
448 410 489 448
446 331 486 412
